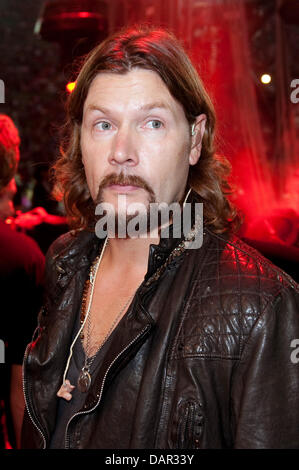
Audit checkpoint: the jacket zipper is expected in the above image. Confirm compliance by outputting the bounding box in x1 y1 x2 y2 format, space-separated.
23 343 47 449
177 401 202 449
64 324 151 449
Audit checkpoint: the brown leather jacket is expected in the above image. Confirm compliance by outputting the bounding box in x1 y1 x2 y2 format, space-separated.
22 202 299 449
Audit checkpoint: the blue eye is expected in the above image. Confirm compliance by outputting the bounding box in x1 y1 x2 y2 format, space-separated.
146 120 163 129
95 121 112 131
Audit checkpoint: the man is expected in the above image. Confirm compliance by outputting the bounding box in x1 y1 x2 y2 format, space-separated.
22 26 299 449
0 114 44 448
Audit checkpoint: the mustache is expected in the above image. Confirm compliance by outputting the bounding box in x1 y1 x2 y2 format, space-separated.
95 173 156 203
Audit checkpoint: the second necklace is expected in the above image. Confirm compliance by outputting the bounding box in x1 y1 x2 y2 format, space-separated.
77 237 134 393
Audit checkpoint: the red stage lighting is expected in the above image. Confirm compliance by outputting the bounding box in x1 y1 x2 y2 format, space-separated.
34 0 108 65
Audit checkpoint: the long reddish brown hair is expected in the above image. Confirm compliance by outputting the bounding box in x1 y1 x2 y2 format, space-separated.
52 25 240 232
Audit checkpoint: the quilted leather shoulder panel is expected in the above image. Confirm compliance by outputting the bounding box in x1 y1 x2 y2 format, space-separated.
175 231 297 359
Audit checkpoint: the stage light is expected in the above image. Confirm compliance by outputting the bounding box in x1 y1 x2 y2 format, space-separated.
261 74 272 84
34 0 108 65
35 0 107 42
78 12 90 18
66 81 76 93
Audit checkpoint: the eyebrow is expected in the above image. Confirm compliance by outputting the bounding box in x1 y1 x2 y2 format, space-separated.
86 101 172 114
138 102 172 112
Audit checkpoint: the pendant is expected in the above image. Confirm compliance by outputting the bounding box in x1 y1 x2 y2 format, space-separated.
77 368 91 393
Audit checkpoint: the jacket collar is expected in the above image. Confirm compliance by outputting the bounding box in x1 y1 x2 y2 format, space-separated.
145 189 201 280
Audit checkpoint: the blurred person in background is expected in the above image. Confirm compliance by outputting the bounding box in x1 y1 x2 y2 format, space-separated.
5 159 68 255
0 114 44 448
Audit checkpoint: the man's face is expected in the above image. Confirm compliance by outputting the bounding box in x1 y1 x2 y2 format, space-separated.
81 68 203 227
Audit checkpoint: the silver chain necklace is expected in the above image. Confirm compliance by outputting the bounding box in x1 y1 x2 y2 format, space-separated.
77 237 134 393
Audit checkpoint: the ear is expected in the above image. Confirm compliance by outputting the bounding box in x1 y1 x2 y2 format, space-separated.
188 114 207 166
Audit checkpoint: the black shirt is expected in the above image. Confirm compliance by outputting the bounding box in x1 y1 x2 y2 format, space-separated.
49 313 115 449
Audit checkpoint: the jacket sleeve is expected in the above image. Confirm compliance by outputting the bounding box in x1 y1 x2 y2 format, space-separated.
231 285 299 448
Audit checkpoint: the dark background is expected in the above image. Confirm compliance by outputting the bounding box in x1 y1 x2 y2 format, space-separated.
0 0 298 279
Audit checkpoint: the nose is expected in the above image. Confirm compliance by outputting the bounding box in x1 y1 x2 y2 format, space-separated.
109 125 138 167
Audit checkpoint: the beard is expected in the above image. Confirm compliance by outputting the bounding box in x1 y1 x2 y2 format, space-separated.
94 172 157 238
94 172 188 239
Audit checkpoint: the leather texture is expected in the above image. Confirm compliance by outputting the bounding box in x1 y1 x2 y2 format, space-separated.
21 194 299 449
